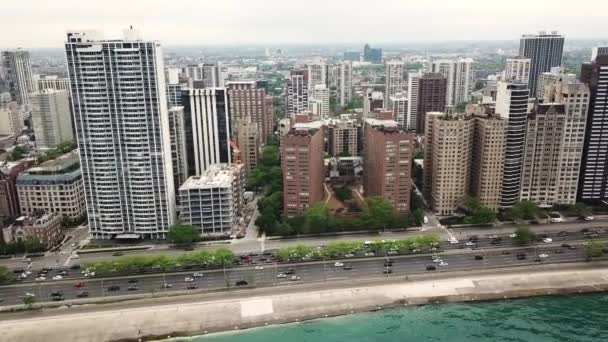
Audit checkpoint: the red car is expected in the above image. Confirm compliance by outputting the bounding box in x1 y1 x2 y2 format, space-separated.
74 282 83 288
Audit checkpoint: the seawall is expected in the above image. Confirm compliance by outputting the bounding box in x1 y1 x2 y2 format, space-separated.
2 264 608 342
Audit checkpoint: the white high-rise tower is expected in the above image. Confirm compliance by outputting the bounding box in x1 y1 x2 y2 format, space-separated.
65 29 175 239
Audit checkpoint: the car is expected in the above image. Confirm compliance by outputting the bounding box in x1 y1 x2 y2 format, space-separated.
439 261 448 267
58 270 68 276
161 283 172 289
184 277 195 282
426 265 436 271
543 238 553 243
465 241 476 247
474 255 484 260
128 285 139 291
345 253 355 258
252 265 264 270
584 216 595 221
74 282 83 288
51 291 63 297
554 249 564 254
561 243 573 249
19 273 28 279
183 246 194 251
343 265 353 270
387 250 399 255
285 268 296 275
112 252 124 256
187 284 198 290
364 252 375 257
70 264 81 270
76 291 89 298
449 238 459 244
235 280 248 286
35 276 46 281
509 233 517 238
52 295 65 301
516 253 527 260
557 231 569 237
12 268 25 274
290 275 301 281
334 262 344 267
108 285 120 291
433 258 442 263
127 279 138 284
71 254 80 259
534 257 542 262
539 253 549 259
382 268 392 274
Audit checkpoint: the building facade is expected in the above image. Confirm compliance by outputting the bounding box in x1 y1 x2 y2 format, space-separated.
389 93 408 128
2 213 62 247
0 159 35 222
0 104 23 137
363 44 382 64
416 73 447 133
284 70 309 117
363 116 414 213
178 164 244 236
504 57 531 84
431 58 475 106
168 106 187 195
385 60 405 103
282 126 325 217
226 80 274 144
406 71 421 131
16 151 85 219
519 31 565 95
235 118 260 176
1 49 35 105
65 29 175 239
30 89 74 149
327 116 359 157
36 75 71 94
310 84 330 118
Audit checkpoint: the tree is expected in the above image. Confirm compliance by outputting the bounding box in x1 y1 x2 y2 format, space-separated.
513 225 535 246
22 293 36 307
0 266 11 284
507 200 540 221
463 196 482 212
303 203 334 234
8 145 28 161
412 208 425 226
167 224 200 245
585 240 604 258
362 197 397 230
469 207 497 224
23 238 46 253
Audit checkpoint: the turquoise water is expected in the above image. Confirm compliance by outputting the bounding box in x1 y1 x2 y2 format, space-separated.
174 294 608 342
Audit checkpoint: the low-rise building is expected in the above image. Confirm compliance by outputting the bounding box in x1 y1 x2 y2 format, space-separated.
0 159 35 222
178 164 244 237
16 151 85 220
2 212 62 247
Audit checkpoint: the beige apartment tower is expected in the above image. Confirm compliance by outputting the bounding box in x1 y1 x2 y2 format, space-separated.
235 118 260 176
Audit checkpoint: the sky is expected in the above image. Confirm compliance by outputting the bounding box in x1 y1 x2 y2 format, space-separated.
2 0 608 48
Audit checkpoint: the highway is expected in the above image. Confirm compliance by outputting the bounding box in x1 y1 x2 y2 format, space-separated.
0 239 594 306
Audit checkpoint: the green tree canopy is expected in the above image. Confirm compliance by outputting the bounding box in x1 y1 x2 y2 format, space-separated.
362 197 397 229
0 266 11 284
507 200 540 221
167 224 200 245
304 203 334 234
585 240 604 258
513 225 535 246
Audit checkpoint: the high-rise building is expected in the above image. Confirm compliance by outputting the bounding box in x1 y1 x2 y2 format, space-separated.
183 63 222 87
168 106 187 195
424 112 474 215
389 93 408 128
309 84 330 118
406 71 421 131
579 52 608 203
0 104 23 137
363 115 414 213
363 89 384 118
519 31 565 95
36 75 70 94
183 88 231 176
226 80 273 143
504 56 531 83
284 69 309 117
416 73 447 133
363 44 382 64
495 81 530 207
431 58 475 106
65 29 175 239
470 112 506 211
235 118 260 176
327 116 359 157
307 62 327 91
591 47 608 60
536 67 564 100
178 164 244 236
282 125 325 217
166 83 185 108
1 49 35 105
30 89 73 149
385 60 405 103
336 61 353 107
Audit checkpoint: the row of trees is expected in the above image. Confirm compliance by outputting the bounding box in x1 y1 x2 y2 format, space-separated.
0 238 46 256
37 141 77 163
462 196 497 225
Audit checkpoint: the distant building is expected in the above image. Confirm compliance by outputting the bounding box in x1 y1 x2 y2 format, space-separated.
335 61 353 107
363 89 384 118
309 84 330 118
504 56 531 84
2 213 62 247
363 44 382 64
536 67 564 100
431 58 475 106
235 118 260 176
30 89 74 149
308 62 327 91
406 71 421 131
389 93 408 128
0 159 35 222
16 151 85 219
0 103 23 137
166 83 186 108
326 116 359 157
284 70 309 117
226 80 274 144
36 75 70 94
178 164 244 236
416 73 447 133
184 63 222 87
282 125 325 217
344 51 360 62
519 31 564 95
1 49 35 105
183 88 231 176
168 106 188 194
363 114 414 213
385 60 405 102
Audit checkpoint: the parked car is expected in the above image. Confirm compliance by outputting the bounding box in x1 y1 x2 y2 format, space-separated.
334 262 344 267
474 255 484 260
128 285 139 291
235 280 248 286
76 291 89 298
516 253 527 260
343 265 353 270
107 285 120 291
426 265 436 271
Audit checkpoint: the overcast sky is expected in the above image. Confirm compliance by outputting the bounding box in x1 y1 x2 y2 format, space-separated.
2 0 608 48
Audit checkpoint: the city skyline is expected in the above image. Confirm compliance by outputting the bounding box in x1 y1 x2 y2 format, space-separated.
2 0 608 48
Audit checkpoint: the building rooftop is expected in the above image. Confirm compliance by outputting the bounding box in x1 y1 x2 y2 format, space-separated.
179 164 241 191
365 118 398 128
293 120 324 130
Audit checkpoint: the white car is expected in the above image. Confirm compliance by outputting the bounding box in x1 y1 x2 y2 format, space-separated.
433 258 442 263
184 277 194 282
543 238 553 243
52 275 63 280
345 253 355 258
539 253 549 259
364 252 375 257
550 217 563 223
193 272 204 277
277 273 286 278
387 250 398 255
509 233 517 238
439 261 449 267
465 241 476 246
584 216 595 221
254 266 264 270
35 277 46 281
290 276 301 281
334 262 344 267
449 238 459 244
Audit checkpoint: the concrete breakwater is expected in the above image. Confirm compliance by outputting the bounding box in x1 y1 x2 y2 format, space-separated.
2 265 608 342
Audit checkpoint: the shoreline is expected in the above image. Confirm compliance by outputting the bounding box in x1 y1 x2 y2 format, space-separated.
2 263 608 342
